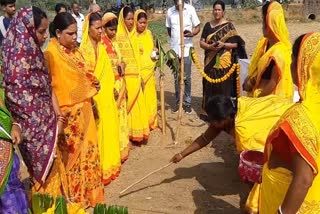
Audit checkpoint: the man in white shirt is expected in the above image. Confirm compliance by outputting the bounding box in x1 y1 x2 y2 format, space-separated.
71 2 84 45
166 0 200 114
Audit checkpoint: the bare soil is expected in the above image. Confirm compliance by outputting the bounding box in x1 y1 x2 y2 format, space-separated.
100 20 318 214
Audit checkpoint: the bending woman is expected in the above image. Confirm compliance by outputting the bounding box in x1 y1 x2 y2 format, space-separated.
45 12 104 207
117 6 150 143
171 95 293 163
243 1 293 99
134 9 158 129
260 33 320 214
199 0 247 121
80 12 121 185
2 7 68 198
102 12 129 162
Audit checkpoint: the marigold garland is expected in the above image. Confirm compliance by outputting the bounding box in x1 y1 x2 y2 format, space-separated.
191 48 241 97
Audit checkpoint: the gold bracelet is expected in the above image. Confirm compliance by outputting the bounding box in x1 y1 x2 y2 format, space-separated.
12 122 22 131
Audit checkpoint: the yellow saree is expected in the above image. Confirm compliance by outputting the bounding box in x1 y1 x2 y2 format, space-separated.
45 38 104 207
236 96 293 214
117 7 149 142
134 9 158 130
260 33 320 213
247 1 293 99
102 12 129 162
80 13 121 184
235 95 293 152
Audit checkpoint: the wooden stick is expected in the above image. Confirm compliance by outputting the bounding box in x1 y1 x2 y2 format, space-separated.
120 162 173 195
174 0 185 144
160 75 166 135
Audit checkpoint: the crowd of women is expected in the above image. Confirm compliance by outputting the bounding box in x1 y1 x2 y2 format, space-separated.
171 0 320 213
0 4 158 213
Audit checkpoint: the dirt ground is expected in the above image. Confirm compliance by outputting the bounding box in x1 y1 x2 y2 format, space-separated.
99 20 319 213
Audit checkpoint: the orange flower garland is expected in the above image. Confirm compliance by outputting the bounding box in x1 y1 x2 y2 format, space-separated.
236 65 240 97
191 48 241 97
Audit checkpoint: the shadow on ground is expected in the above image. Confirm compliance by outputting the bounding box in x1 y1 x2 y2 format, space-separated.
121 136 251 213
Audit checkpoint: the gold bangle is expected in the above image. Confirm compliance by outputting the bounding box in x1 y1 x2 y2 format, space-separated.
12 122 22 131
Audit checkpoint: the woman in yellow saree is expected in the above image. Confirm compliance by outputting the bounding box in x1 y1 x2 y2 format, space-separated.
134 9 158 130
102 12 129 162
259 32 320 214
117 6 149 143
241 2 293 212
243 1 293 100
80 12 122 185
45 12 104 207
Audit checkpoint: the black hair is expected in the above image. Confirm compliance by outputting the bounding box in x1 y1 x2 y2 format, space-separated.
262 1 271 24
205 95 236 122
213 0 225 11
89 12 102 26
0 0 15 6
292 34 306 60
137 12 147 20
50 12 76 38
123 6 133 19
32 6 47 30
104 18 118 28
55 3 67 14
71 2 78 8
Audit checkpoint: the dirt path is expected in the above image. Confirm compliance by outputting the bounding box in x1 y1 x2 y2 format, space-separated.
101 22 318 214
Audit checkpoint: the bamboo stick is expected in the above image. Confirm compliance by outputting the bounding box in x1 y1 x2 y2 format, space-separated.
160 75 166 135
120 162 173 195
174 0 185 144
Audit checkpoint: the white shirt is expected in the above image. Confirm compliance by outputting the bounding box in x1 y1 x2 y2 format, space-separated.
72 12 85 44
165 4 200 57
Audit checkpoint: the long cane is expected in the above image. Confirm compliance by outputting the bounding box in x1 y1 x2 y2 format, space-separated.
120 162 173 195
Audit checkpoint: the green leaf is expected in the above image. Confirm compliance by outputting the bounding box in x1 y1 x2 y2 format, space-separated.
117 206 128 214
107 205 116 214
31 193 50 214
55 196 67 214
94 204 104 214
189 47 195 63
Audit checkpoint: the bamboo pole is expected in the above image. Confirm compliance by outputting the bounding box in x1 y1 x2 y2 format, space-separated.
174 0 185 144
160 75 166 135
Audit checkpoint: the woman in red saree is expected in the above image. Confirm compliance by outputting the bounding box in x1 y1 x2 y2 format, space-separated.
1 7 70 204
